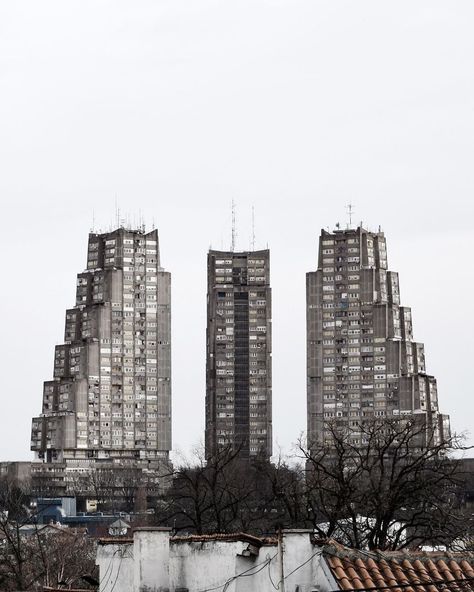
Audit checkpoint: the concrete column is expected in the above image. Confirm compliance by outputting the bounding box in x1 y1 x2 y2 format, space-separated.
281 529 319 592
134 527 171 592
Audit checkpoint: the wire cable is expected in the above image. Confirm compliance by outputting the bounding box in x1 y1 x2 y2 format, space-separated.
268 549 323 590
99 547 121 587
108 548 126 592
100 545 130 592
222 556 276 592
197 552 278 592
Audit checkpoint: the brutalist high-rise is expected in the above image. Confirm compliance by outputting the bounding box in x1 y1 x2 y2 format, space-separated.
307 225 450 448
31 227 171 472
206 250 272 460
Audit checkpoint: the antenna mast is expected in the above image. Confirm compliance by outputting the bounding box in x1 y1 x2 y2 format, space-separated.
231 199 236 252
114 196 121 230
251 206 256 250
346 203 355 228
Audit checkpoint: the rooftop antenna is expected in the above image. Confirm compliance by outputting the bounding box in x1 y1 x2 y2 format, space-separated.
231 199 236 252
91 209 95 232
346 203 355 228
115 196 120 229
251 205 256 251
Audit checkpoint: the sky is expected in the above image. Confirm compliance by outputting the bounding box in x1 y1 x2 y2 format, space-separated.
0 1 473 462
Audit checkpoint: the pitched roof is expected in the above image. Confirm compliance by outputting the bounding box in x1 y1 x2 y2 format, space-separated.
324 543 474 592
108 518 130 529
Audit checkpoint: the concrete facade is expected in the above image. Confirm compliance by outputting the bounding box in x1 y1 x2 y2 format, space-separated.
30 227 171 474
97 529 337 592
206 249 272 460
0 461 32 488
307 226 450 448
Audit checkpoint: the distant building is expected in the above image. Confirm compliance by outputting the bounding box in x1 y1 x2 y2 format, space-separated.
307 225 450 448
36 496 77 524
108 518 131 537
458 457 474 509
33 496 131 538
206 250 272 460
0 461 31 488
30 227 171 491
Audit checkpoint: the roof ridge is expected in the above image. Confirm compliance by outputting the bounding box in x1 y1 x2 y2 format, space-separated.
170 531 268 545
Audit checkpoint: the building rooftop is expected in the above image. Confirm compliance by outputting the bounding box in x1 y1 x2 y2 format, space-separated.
98 531 276 546
323 541 474 592
96 530 474 592
170 531 276 546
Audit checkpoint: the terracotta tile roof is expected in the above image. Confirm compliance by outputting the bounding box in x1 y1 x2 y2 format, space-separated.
170 532 275 547
98 531 276 546
324 543 474 592
98 537 133 545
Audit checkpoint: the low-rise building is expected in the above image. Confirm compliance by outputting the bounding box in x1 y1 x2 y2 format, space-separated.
96 528 474 592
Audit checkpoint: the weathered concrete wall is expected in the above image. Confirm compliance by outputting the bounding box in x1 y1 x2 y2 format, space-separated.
97 542 134 592
134 527 171 591
281 530 338 592
169 539 280 592
97 529 338 592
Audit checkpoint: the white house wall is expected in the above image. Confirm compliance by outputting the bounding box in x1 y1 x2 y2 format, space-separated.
96 529 337 592
97 542 134 592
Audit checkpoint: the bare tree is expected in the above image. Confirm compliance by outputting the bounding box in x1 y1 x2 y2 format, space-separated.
0 478 97 590
0 479 34 590
247 455 306 532
300 418 471 550
30 527 97 590
155 444 263 534
69 468 117 512
117 467 146 513
150 421 473 548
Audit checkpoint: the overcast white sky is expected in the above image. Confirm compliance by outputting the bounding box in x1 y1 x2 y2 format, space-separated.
0 1 473 461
